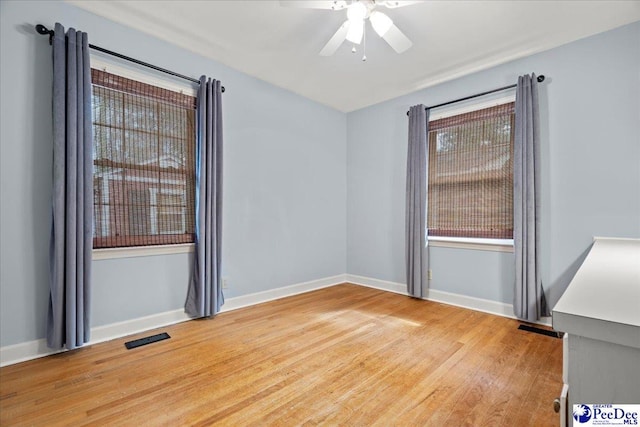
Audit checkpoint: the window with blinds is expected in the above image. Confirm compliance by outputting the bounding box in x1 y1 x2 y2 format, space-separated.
91 69 197 249
428 102 514 240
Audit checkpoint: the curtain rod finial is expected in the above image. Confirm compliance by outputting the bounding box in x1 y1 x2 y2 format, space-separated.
35 24 53 36
35 24 49 34
35 24 54 45
537 75 545 82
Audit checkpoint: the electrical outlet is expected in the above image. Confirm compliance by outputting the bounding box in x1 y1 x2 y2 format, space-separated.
428 269 432 280
222 278 229 289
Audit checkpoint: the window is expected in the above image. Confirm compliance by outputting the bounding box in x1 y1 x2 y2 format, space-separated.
428 102 514 241
91 69 197 249
154 191 187 235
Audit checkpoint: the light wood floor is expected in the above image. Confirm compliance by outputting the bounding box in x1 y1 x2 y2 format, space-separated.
1 284 562 426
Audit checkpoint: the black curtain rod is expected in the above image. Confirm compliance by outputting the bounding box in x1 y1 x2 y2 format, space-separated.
35 24 225 93
406 75 545 116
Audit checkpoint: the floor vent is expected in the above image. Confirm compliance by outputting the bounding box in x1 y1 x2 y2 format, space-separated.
125 332 171 349
518 324 563 339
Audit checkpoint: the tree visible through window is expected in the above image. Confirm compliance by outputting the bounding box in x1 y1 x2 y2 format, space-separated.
91 69 196 248
428 102 514 239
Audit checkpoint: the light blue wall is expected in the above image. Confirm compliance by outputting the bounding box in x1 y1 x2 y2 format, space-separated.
1 0 638 349
0 1 347 346
347 22 640 307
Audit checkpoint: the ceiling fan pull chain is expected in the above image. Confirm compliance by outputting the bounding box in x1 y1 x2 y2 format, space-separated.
362 23 367 61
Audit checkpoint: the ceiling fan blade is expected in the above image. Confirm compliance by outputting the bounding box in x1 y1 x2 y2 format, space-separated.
319 21 350 56
369 11 393 37
381 23 413 53
279 1 347 10
381 1 423 8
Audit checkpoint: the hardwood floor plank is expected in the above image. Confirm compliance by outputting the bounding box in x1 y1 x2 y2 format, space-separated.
0 283 562 426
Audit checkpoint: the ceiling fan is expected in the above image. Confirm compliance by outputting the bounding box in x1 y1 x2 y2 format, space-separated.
280 1 421 58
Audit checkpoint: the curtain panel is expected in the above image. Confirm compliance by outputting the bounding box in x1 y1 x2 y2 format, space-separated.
513 73 549 321
406 105 429 298
47 23 93 349
185 77 224 317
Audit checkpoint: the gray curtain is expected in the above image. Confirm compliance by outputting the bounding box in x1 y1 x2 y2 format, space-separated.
513 73 549 321
406 105 429 298
47 23 93 349
185 77 224 317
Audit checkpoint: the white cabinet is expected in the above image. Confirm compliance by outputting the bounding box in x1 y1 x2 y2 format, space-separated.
552 237 640 426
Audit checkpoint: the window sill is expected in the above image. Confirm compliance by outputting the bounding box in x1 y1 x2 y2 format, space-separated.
428 237 514 253
92 243 195 260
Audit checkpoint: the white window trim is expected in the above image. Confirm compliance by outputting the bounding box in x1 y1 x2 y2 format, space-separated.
428 236 514 253
93 243 195 260
90 54 198 96
429 92 516 121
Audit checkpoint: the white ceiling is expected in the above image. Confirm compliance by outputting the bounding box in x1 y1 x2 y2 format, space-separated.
68 0 640 112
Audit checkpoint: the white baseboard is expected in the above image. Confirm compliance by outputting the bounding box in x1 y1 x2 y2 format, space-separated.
345 274 551 326
0 308 195 368
1 273 550 367
345 274 408 295
221 274 347 312
0 274 347 367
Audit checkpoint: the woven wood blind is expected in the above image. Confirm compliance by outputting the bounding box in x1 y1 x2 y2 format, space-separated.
428 102 514 239
91 69 197 248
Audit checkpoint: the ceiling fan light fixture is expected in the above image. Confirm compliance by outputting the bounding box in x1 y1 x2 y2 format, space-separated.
370 11 393 37
346 2 367 22
345 20 364 44
279 0 417 58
